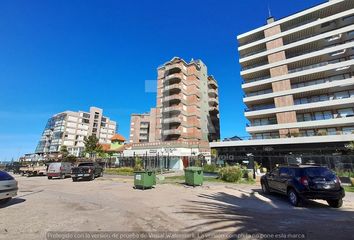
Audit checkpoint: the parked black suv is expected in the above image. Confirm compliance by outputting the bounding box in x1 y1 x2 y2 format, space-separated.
261 165 345 208
71 162 103 181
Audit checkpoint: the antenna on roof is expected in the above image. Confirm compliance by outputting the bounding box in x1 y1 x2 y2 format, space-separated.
267 4 272 18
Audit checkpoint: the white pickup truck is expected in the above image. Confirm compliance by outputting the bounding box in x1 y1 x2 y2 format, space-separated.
20 165 47 177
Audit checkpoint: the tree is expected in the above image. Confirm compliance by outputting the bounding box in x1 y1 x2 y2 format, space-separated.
345 142 354 152
83 135 102 160
60 145 69 159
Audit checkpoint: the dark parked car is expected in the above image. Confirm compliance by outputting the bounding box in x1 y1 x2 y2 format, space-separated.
71 162 103 182
261 165 345 208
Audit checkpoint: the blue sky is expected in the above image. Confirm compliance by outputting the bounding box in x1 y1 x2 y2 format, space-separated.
0 0 324 160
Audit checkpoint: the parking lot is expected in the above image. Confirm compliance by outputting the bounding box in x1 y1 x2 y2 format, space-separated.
1 174 354 240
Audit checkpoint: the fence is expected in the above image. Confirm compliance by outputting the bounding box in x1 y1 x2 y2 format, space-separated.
102 155 206 171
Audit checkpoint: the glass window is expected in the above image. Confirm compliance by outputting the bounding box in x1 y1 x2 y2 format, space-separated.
338 108 354 117
304 114 312 121
343 127 354 135
328 128 337 135
323 111 333 119
334 91 349 99
307 130 315 136
315 112 324 120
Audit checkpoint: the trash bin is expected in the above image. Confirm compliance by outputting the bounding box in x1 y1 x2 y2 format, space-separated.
134 171 156 190
184 167 203 186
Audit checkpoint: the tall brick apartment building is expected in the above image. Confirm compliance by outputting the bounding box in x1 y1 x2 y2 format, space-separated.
125 57 220 170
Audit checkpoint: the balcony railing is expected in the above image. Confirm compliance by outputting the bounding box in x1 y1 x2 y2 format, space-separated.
291 74 351 89
209 106 219 113
162 117 182 124
162 129 181 135
228 130 354 141
163 94 182 102
162 106 181 113
164 83 181 92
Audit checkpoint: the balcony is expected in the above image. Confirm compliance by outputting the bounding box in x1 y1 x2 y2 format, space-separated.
162 106 181 113
162 129 181 136
163 83 181 94
209 98 219 107
162 117 182 124
208 78 218 88
247 116 354 134
163 94 182 103
209 106 219 113
165 63 187 74
240 25 354 64
208 88 218 98
245 97 354 119
164 73 184 85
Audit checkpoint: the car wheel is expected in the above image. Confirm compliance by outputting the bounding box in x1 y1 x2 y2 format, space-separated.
327 199 343 208
60 174 65 179
72 177 77 182
0 197 12 205
261 181 270 194
288 189 300 207
91 174 95 181
48 176 52 180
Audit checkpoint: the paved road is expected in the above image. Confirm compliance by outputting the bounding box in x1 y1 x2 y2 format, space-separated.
0 175 353 240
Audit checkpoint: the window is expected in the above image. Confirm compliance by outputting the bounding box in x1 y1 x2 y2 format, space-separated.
323 111 333 119
343 127 354 135
315 112 324 120
338 108 354 117
328 128 336 135
334 91 349 99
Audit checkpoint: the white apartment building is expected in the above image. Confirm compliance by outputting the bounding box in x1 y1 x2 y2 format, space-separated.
211 0 354 169
35 106 116 156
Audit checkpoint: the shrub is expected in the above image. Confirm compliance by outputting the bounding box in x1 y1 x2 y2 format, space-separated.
105 167 134 175
218 165 243 183
134 157 143 171
203 164 218 173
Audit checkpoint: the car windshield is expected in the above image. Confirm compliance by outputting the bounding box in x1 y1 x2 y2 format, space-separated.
0 171 14 181
305 167 335 179
78 163 94 167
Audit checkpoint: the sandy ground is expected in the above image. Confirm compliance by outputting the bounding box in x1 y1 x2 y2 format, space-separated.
0 174 353 240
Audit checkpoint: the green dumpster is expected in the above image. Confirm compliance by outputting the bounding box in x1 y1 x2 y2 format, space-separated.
184 167 203 186
134 171 156 190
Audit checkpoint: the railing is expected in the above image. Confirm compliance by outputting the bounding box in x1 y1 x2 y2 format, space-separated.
162 106 181 113
162 129 181 135
245 75 271 83
165 73 184 81
164 83 181 91
163 94 182 102
246 89 273 97
223 130 354 141
294 92 354 105
291 74 350 89
162 117 182 124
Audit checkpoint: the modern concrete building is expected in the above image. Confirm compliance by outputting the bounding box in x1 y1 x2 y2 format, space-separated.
35 106 117 157
126 57 220 169
211 0 354 169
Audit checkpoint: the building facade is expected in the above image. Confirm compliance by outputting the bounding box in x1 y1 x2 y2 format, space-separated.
129 108 157 143
35 106 117 157
126 57 220 169
211 0 354 170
